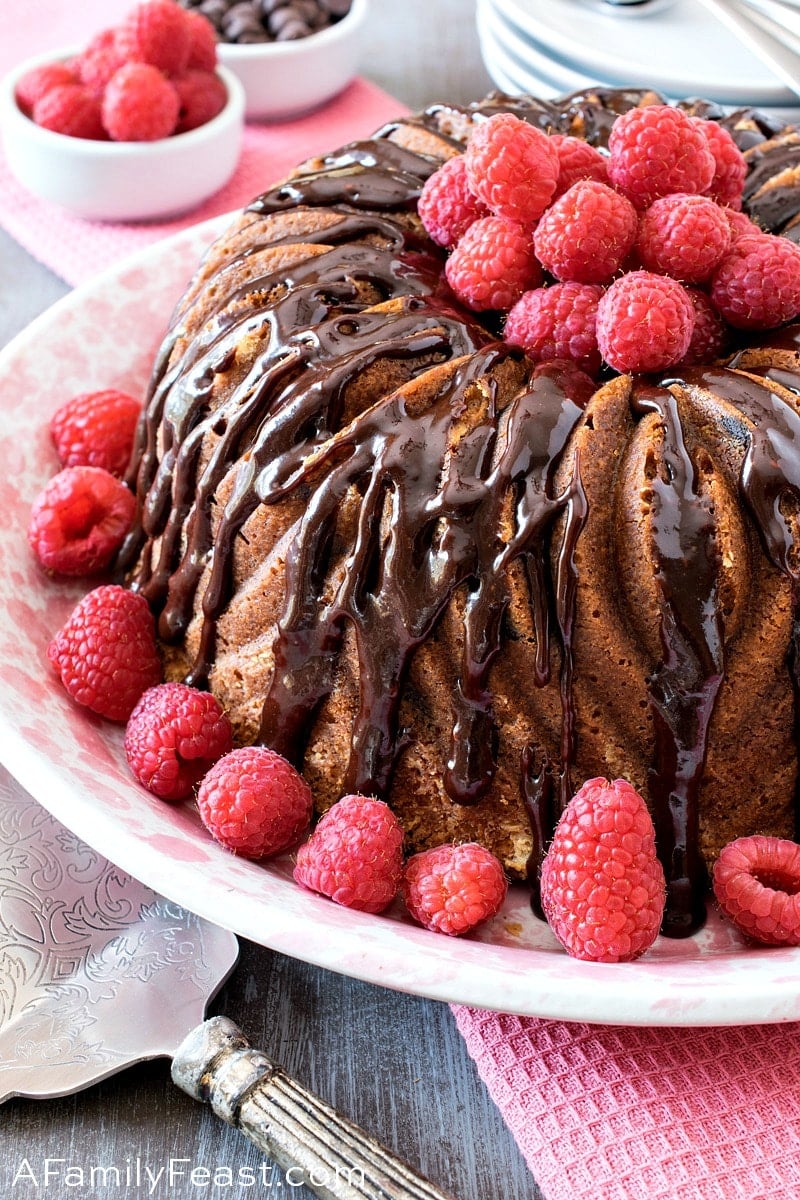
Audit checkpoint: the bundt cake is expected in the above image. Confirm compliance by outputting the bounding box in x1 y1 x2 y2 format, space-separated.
117 87 800 937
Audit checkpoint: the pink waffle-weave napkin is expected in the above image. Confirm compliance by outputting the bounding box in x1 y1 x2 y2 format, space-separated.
452 1006 800 1200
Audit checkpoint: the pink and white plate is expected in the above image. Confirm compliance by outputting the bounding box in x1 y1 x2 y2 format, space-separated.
1 219 799 1026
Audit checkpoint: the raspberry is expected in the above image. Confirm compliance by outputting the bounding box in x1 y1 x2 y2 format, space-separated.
550 134 609 198
47 584 162 722
696 118 747 210
418 155 488 249
675 288 730 367
540 777 665 962
32 84 106 140
293 795 404 914
465 112 559 223
102 62 180 142
596 271 695 373
504 282 602 376
713 835 800 946
125 682 233 801
15 62 78 116
636 193 731 284
28 466 135 577
710 233 800 330
445 216 541 311
607 104 715 209
401 842 507 936
51 388 141 477
74 29 129 98
173 69 227 133
725 207 761 243
198 747 313 858
184 9 219 72
117 0 193 76
533 180 638 285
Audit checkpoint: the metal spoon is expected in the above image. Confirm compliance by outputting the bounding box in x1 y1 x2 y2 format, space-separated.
694 0 800 102
602 0 800 101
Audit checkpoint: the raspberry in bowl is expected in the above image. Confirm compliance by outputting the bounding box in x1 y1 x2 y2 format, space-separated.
0 4 245 221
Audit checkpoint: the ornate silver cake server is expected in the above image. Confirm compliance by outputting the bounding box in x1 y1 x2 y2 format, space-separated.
0 765 238 1101
0 766 456 1200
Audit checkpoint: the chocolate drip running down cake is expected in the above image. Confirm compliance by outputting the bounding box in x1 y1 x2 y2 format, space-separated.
118 87 800 938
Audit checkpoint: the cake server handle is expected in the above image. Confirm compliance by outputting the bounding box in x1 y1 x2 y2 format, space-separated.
172 1016 459 1200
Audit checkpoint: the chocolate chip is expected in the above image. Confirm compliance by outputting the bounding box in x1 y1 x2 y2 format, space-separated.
319 0 351 14
267 5 302 34
223 1 265 39
179 0 351 44
225 0 263 18
275 17 312 39
198 0 234 25
293 0 322 21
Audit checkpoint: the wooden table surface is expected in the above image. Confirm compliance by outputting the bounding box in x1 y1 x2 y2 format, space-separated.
0 6 542 1197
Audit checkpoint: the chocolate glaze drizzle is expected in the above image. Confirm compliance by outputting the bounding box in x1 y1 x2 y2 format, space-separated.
631 383 724 936
249 139 440 213
258 353 593 804
120 88 800 938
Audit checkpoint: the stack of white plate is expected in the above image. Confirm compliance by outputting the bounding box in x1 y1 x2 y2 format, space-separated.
477 0 800 121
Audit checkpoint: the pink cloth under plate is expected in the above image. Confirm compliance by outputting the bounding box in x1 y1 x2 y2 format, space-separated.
454 1006 800 1199
2 6 798 1197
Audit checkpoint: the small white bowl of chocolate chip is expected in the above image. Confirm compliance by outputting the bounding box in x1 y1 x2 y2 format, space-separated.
181 0 368 120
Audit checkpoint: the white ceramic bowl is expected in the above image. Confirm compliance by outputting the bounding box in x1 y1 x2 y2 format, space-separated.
0 51 245 222
217 0 368 121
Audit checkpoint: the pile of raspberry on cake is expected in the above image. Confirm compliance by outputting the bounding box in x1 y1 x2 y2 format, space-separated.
420 104 800 375
14 0 225 141
26 94 800 965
